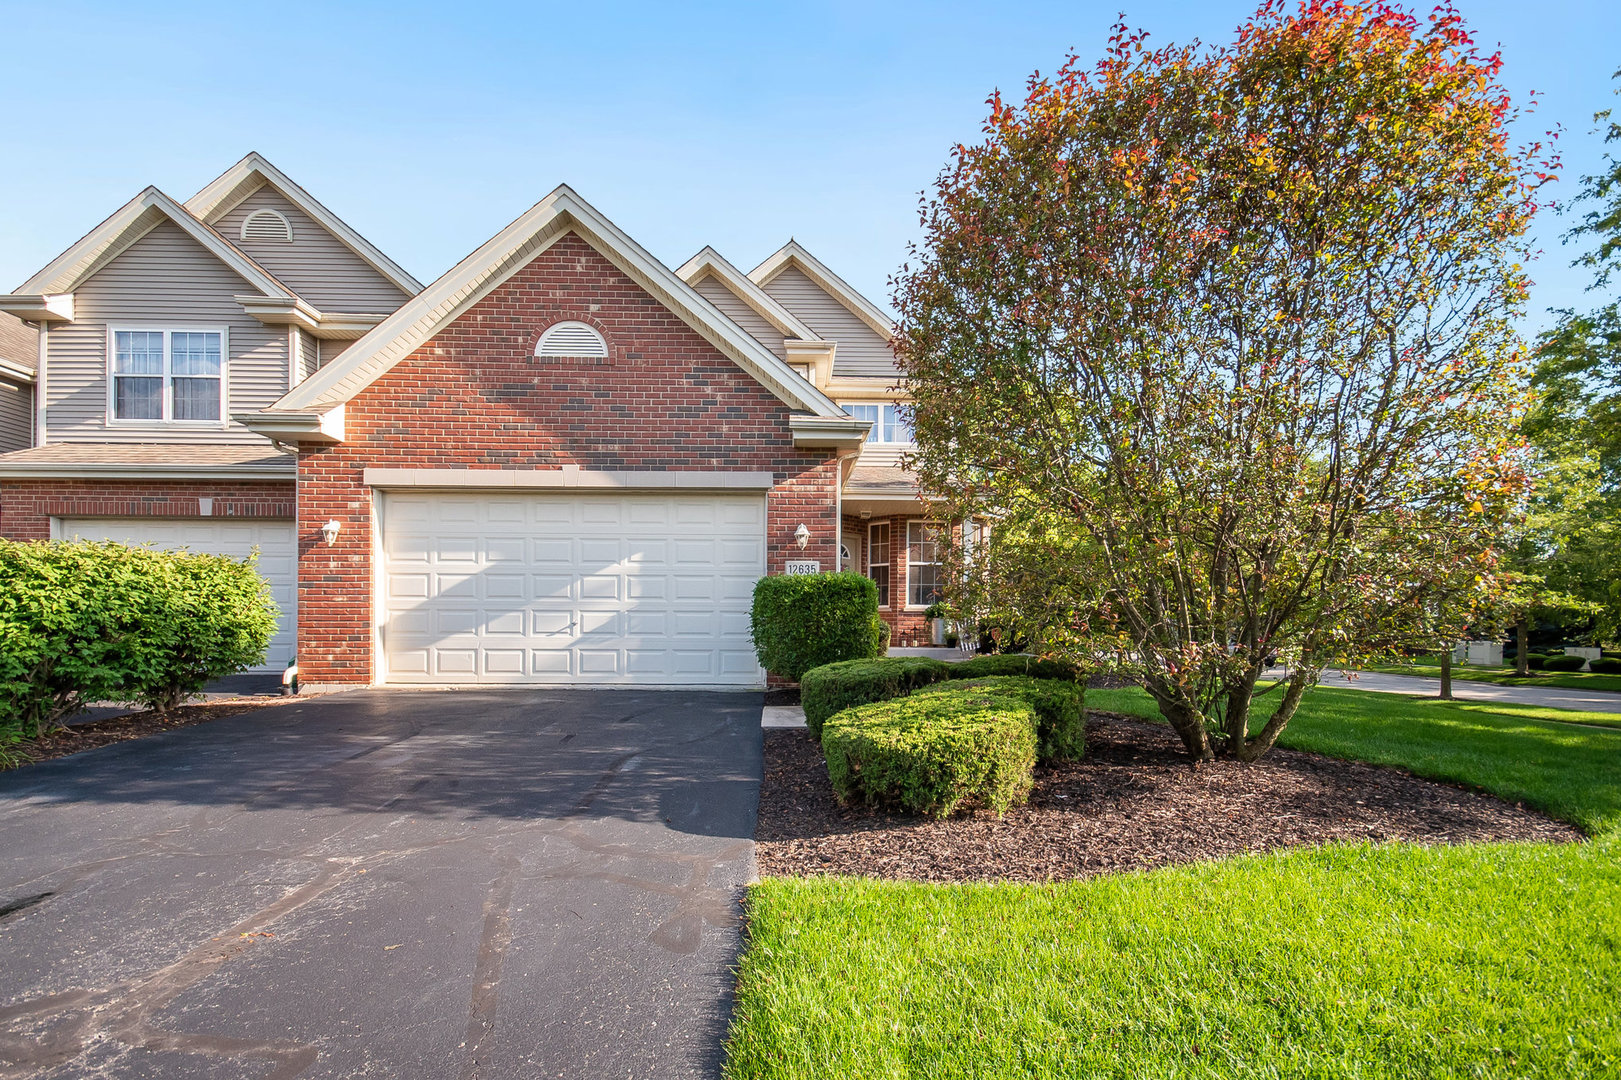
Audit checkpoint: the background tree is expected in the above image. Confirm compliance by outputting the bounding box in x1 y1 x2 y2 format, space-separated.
894 0 1549 762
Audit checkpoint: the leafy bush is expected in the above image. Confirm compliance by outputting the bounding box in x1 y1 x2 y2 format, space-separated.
0 539 277 736
822 692 1037 817
916 676 1085 763
948 654 1084 683
751 573 882 682
1542 654 1587 672
1524 653 1547 670
801 657 951 739
1589 657 1621 674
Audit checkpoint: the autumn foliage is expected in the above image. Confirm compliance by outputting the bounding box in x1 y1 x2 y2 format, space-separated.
893 1 1551 761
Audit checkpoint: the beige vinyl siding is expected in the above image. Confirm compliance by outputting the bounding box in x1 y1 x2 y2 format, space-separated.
211 185 411 313
0 377 32 452
759 265 898 378
692 275 789 360
43 220 287 444
298 330 320 381
856 444 907 467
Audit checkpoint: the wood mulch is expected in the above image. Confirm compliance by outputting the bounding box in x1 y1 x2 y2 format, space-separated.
2 701 281 772
756 711 1582 883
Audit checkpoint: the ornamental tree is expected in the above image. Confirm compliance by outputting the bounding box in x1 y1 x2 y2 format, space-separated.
893 1 1548 761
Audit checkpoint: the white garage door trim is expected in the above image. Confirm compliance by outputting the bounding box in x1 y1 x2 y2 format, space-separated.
376 488 768 687
53 516 297 673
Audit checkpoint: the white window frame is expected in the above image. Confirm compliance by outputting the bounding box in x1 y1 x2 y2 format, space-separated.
905 520 945 611
105 325 230 428
867 520 891 609
840 401 913 445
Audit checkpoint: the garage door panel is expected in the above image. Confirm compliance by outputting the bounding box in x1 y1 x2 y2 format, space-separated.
59 516 297 673
381 492 765 685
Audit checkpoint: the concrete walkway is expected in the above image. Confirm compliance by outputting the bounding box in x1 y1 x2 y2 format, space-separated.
1310 669 1621 714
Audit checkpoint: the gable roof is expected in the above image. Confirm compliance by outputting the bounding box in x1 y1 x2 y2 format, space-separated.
749 240 896 343
675 246 821 344
12 186 295 301
258 185 848 420
186 153 423 297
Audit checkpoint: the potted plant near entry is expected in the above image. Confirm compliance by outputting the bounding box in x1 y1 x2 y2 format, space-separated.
923 601 950 646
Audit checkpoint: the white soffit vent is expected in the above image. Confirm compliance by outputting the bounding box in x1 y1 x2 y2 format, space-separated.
241 208 293 243
535 321 608 358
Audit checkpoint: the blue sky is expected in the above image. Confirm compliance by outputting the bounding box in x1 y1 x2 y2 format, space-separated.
0 0 1616 332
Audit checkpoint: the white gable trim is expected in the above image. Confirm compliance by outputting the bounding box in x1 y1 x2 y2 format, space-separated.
16 187 296 302
676 247 821 343
258 185 847 421
749 240 896 343
186 153 424 297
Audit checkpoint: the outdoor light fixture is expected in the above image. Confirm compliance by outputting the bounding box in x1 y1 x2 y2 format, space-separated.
859 509 871 520
794 523 810 550
321 519 342 545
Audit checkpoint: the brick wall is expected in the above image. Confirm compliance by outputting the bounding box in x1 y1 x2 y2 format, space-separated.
297 233 840 684
0 479 294 540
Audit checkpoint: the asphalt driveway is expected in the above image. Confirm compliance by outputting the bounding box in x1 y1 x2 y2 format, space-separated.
0 688 763 1079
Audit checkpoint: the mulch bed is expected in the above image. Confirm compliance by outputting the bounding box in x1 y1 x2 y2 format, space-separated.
3 701 279 772
756 711 1582 883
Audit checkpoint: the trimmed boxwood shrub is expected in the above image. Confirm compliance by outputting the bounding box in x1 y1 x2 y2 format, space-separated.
1524 653 1548 670
1589 657 1621 674
750 572 882 682
947 654 1084 683
822 692 1037 817
1542 653 1587 672
0 539 277 736
800 656 951 739
915 675 1085 763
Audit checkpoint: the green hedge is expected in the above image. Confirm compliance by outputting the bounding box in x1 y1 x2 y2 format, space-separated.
1590 657 1621 674
822 692 1037 817
1542 654 1587 672
0 539 278 736
801 657 951 739
750 573 882 682
1525 653 1548 670
915 675 1085 763
948 654 1084 683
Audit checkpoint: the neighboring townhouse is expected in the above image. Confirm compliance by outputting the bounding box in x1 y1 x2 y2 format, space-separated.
0 154 422 672
1 160 937 688
0 312 37 452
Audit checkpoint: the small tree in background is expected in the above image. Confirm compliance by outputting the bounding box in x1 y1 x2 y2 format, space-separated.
894 1 1549 761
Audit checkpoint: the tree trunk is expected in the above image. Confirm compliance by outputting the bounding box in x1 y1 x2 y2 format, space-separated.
1439 647 1453 700
1231 667 1315 762
1516 622 1530 676
1144 682 1215 762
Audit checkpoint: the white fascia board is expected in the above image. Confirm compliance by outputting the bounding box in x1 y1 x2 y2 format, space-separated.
0 357 37 383
234 404 345 444
271 185 849 420
0 293 73 324
675 247 820 341
186 153 425 296
364 466 775 490
749 240 897 342
17 187 297 302
0 461 295 480
235 295 323 332
789 413 872 448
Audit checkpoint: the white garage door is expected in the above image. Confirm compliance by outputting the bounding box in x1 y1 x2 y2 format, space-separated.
380 492 766 685
56 517 297 673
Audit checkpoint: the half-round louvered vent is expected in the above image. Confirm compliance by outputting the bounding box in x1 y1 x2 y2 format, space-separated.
535 321 608 358
240 208 293 243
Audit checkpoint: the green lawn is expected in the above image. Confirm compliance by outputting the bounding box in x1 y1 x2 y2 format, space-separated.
726 686 1621 1078
1365 655 1621 693
728 843 1621 1079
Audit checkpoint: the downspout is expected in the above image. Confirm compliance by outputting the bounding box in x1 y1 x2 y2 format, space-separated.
34 322 47 446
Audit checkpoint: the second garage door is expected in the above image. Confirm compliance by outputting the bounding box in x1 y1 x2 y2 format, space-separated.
56 517 297 673
380 491 766 685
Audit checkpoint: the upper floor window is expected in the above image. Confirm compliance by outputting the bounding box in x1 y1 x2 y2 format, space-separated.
111 328 224 423
535 321 608 358
240 208 293 243
844 402 912 444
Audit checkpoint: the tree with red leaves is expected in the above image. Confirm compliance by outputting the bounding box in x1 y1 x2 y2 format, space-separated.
894 1 1552 762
